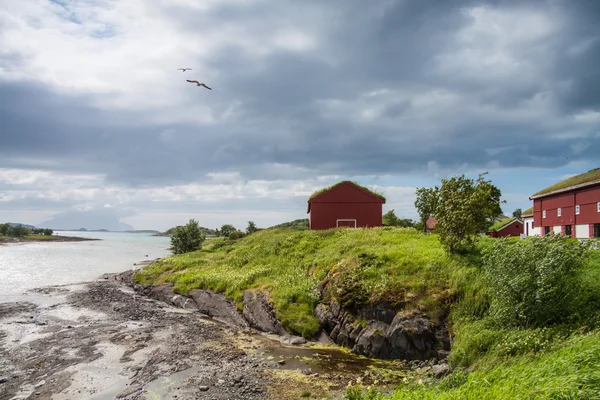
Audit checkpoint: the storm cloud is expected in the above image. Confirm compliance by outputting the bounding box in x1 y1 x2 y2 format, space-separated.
1 0 599 229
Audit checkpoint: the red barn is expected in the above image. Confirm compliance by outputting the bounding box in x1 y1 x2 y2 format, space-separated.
529 168 600 238
487 217 523 238
307 181 386 230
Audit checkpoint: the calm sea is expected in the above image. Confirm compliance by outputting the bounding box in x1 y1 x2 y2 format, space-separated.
0 231 171 302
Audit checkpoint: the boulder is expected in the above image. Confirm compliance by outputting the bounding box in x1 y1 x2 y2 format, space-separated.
188 289 248 328
242 291 286 335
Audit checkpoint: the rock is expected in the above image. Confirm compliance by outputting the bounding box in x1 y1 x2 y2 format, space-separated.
0 376 8 384
353 321 389 358
198 385 209 391
437 350 450 360
242 291 287 335
188 289 248 328
432 363 449 378
281 335 306 345
277 360 286 365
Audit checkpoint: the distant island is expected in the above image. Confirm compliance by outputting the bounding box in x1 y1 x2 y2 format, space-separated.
0 223 100 244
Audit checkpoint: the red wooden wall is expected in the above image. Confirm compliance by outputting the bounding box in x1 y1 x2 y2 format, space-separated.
308 182 385 230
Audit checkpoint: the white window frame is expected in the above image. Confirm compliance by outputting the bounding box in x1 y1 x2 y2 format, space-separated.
557 208 562 217
336 219 357 228
598 202 600 213
543 210 546 218
575 205 580 215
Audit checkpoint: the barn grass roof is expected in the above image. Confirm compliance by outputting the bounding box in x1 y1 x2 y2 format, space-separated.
308 180 386 201
489 217 520 232
531 168 600 198
521 207 533 216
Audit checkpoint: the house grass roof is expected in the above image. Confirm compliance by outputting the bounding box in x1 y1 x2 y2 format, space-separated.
489 217 520 232
308 180 386 201
521 207 533 216
531 168 600 197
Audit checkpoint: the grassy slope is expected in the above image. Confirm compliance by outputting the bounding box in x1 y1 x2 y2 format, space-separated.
532 167 600 196
136 228 600 399
135 227 482 337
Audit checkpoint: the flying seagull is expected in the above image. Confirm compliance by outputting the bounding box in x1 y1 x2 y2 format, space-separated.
177 68 192 72
186 80 212 90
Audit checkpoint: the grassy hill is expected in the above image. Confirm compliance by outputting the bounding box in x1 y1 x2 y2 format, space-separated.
135 228 600 399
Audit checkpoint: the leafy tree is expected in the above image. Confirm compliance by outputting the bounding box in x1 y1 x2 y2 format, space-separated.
414 186 440 232
11 226 30 238
436 172 503 254
228 230 245 240
382 210 400 226
219 224 236 237
512 208 522 218
170 219 206 254
246 221 258 235
269 219 309 230
0 224 9 236
483 235 590 327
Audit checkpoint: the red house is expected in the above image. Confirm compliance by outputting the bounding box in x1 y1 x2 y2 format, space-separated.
487 217 523 238
307 181 386 230
529 168 600 238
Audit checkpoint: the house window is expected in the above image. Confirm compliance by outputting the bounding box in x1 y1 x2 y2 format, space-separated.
594 224 600 238
557 208 562 217
543 210 546 218
565 225 572 237
575 205 580 215
544 226 550 235
532 220 534 228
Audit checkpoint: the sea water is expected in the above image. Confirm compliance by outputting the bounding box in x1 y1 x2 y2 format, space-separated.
0 231 171 302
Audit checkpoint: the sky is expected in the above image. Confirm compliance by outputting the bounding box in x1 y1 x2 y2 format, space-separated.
1 0 599 231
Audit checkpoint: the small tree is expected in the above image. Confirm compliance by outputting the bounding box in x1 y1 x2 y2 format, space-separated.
219 224 236 237
246 221 258 234
436 173 503 254
484 235 590 327
414 186 440 233
382 210 400 226
43 228 53 236
512 208 522 218
170 219 206 254
11 226 30 238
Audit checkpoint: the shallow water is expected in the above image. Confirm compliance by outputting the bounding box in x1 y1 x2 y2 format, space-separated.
0 231 171 302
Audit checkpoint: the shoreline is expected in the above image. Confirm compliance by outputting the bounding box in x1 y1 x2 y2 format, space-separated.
0 235 100 244
0 267 432 399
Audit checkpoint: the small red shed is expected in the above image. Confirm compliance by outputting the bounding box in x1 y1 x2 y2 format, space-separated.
487 217 523 238
307 181 386 230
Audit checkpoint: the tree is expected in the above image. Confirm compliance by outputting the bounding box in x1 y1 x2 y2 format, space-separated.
414 186 440 232
219 224 236 237
246 221 258 234
512 208 522 218
382 210 400 226
11 226 30 238
436 172 504 254
170 219 206 254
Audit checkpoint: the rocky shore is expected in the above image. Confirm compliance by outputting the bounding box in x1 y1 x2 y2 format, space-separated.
0 269 447 400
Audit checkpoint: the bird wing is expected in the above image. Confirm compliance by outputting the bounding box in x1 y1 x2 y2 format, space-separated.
200 83 212 90
186 80 199 84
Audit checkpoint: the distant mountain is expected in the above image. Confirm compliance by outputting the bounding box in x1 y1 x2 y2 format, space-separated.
5 222 36 229
125 230 160 234
39 211 134 232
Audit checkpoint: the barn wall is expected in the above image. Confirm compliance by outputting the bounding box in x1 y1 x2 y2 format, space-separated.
309 202 383 230
495 220 523 237
533 184 600 230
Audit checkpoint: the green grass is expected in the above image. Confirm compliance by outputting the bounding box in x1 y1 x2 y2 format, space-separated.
532 167 600 197
309 180 386 201
135 227 483 338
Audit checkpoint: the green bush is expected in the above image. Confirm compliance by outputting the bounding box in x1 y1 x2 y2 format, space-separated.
228 230 246 240
170 219 206 254
483 235 590 327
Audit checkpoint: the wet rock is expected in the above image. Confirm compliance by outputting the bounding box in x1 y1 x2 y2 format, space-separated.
198 385 209 391
280 335 306 345
277 359 286 365
188 289 249 328
242 291 287 335
353 321 389 358
0 376 8 384
432 363 449 378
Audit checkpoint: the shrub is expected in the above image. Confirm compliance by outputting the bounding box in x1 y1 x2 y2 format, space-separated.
228 230 246 240
170 219 206 254
483 235 590 327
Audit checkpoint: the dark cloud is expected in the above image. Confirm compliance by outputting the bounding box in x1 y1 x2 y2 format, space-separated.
1 0 600 190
